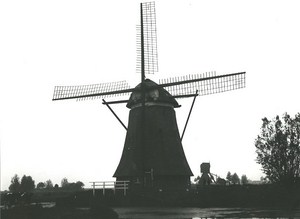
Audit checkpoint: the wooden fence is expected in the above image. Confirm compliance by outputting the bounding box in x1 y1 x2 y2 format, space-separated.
89 181 130 196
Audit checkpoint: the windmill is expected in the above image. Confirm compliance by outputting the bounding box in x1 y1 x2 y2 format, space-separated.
52 2 246 190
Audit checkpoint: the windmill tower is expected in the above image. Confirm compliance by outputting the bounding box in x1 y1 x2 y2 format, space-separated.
52 2 246 190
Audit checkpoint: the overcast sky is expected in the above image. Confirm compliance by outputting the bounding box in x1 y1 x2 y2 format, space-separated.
1 0 300 190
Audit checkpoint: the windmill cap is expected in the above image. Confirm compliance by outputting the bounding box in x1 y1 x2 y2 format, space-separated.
126 79 180 109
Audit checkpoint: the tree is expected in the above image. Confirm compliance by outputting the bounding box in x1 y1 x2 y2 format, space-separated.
45 180 53 189
36 182 46 189
241 175 248 185
20 175 35 192
9 174 20 192
61 177 69 188
75 181 84 189
255 113 300 185
260 176 270 184
60 181 85 190
226 172 232 184
231 173 240 185
216 177 226 185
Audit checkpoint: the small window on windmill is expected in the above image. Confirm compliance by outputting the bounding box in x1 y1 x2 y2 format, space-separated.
200 163 210 174
149 89 159 101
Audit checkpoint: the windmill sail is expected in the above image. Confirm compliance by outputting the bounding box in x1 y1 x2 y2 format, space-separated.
159 72 246 98
52 80 132 101
136 2 158 75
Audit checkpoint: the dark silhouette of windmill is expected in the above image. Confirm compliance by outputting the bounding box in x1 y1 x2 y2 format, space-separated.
52 2 246 190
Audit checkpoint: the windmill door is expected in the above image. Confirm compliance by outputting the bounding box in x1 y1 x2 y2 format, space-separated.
144 169 154 188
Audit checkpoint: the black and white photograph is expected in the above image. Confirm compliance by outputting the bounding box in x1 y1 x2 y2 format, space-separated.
1 0 300 218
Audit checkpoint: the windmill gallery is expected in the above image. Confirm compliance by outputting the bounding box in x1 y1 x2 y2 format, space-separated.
52 2 246 193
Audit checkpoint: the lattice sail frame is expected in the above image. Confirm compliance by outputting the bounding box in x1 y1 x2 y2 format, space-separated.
159 72 246 97
52 80 131 101
136 2 158 75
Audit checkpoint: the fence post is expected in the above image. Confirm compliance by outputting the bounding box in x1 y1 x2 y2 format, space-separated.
103 182 105 196
124 181 126 196
92 182 95 197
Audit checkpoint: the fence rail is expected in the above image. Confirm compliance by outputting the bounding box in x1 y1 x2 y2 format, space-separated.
89 181 130 196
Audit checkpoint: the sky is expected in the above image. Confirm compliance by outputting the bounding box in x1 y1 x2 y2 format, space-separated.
1 0 300 190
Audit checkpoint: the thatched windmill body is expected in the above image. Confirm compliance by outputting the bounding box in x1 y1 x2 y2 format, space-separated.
53 2 246 190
